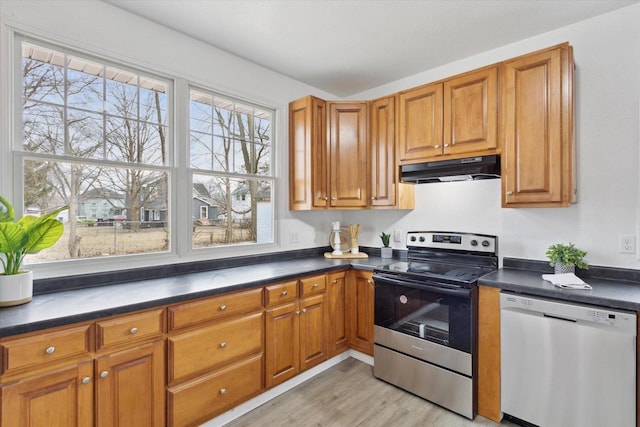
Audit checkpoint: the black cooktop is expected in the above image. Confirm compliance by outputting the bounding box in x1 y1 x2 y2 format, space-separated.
377 260 496 286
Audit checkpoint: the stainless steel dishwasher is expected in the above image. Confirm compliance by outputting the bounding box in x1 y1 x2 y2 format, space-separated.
500 292 636 427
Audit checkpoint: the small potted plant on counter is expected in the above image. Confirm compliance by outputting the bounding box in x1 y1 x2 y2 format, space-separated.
546 242 588 274
0 196 66 306
380 232 392 258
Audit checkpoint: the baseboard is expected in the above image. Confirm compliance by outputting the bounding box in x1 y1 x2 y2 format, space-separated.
201 350 372 427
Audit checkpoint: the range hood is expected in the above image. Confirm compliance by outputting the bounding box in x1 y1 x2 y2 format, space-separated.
401 155 501 184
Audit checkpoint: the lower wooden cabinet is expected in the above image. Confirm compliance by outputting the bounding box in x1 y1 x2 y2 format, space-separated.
265 274 329 389
477 285 502 423
347 270 374 355
327 270 349 356
0 360 94 427
167 354 263 427
95 339 165 427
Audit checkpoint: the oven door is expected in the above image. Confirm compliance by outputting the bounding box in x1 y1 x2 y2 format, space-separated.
373 271 474 354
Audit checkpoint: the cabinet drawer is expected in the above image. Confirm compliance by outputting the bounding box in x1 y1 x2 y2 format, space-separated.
168 287 263 330
96 308 164 351
168 354 263 427
265 280 299 307
168 312 263 384
300 274 326 296
0 324 93 375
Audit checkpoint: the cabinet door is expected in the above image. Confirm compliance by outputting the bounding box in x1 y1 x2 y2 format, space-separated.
398 82 443 162
327 271 348 357
369 95 396 207
299 293 328 370
502 45 574 207
328 102 369 208
265 301 300 388
1 361 93 427
444 66 498 156
289 96 327 210
347 270 374 356
95 340 165 427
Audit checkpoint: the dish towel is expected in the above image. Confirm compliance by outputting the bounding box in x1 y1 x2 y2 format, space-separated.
542 273 592 290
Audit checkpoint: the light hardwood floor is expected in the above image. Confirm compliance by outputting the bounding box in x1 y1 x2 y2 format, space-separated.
225 358 515 427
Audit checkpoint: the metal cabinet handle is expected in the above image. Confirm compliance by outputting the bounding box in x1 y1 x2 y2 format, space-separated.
302 308 307 313
444 143 449 147
219 304 227 311
296 310 301 315
332 280 338 285
219 342 227 349
434 144 441 149
331 197 337 200
371 196 376 200
313 283 318 289
129 327 138 335
220 388 227 395
45 346 55 355
100 371 109 378
506 191 513 195
281 290 288 296
81 377 91 385
367 279 372 285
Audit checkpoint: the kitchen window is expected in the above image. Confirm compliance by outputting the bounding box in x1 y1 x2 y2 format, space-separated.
189 88 274 248
18 38 171 263
13 36 277 273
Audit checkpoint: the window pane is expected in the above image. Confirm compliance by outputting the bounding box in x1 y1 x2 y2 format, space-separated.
105 68 138 117
190 132 212 170
22 45 65 106
105 115 137 162
67 108 103 157
192 174 272 248
66 58 103 112
23 159 170 264
23 103 64 155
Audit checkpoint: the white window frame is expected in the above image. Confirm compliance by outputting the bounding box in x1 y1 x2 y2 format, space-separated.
2 31 280 279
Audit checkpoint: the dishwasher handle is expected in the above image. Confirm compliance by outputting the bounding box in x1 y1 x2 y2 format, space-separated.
543 313 577 323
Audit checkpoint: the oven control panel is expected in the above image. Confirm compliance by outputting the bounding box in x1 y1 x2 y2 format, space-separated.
406 231 497 254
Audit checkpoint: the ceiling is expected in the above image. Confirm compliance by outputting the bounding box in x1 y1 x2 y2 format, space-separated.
104 0 638 97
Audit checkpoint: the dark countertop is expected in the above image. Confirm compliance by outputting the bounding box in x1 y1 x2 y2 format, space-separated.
0 255 387 338
480 264 640 312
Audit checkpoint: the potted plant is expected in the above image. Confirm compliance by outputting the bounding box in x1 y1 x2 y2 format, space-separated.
0 196 66 306
379 232 392 258
546 242 588 274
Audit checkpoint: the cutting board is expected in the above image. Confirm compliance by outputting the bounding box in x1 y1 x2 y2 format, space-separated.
324 252 369 259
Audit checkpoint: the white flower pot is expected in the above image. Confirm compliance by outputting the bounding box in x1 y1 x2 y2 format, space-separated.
381 247 393 258
0 270 33 307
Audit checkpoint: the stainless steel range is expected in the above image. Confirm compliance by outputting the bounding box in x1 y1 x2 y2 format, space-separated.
373 231 498 419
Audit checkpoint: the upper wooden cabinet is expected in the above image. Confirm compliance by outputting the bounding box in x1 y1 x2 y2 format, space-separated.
398 66 498 164
397 82 443 162
444 66 498 156
288 96 413 210
501 43 575 207
328 102 369 208
289 96 327 210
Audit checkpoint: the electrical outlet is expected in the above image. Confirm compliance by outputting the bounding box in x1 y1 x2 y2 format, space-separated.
394 229 403 243
289 231 298 243
618 234 636 254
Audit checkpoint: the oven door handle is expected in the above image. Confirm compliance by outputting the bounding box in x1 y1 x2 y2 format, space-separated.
373 274 472 298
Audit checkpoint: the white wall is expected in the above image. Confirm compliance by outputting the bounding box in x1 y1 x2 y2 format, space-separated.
1 0 639 272
343 3 640 269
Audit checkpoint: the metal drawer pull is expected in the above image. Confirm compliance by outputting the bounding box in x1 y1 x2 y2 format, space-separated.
296 310 301 315
220 388 227 395
45 346 55 355
302 308 307 313
281 290 288 296
100 371 109 378
312 283 318 289
332 280 338 285
434 144 441 149
506 191 513 195
219 342 227 349
129 327 138 334
81 377 91 384
219 304 227 311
